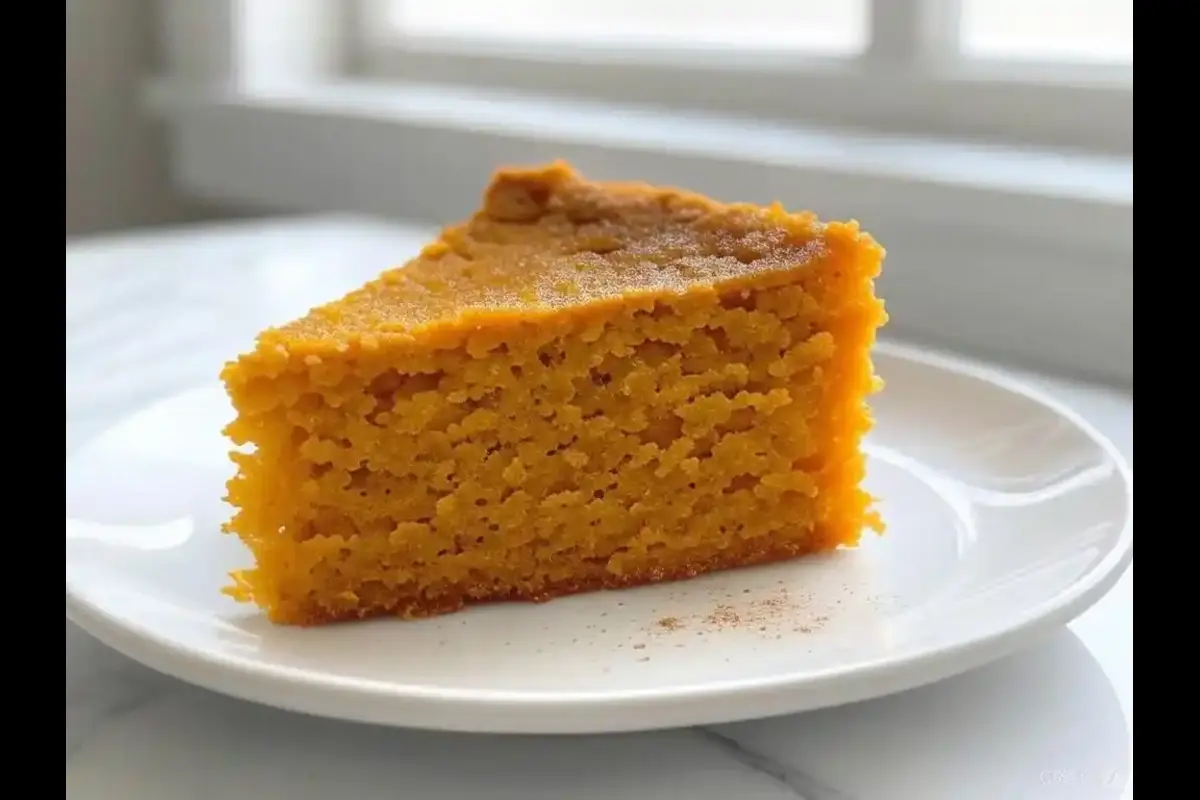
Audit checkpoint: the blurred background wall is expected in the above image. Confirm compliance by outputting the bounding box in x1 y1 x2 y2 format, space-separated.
66 0 1131 383
66 0 227 236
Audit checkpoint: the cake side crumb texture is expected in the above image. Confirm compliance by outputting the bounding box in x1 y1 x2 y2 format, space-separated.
220 161 888 625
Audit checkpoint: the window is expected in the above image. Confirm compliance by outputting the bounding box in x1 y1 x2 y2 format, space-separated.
356 0 1132 153
385 0 869 55
149 0 1133 384
960 0 1132 63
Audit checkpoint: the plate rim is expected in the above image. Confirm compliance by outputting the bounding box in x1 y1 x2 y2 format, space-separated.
65 340 1133 732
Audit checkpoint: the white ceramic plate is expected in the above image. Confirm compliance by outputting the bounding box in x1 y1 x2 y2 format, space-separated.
65 342 1132 734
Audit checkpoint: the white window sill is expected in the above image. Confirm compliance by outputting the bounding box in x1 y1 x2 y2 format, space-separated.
145 79 1133 386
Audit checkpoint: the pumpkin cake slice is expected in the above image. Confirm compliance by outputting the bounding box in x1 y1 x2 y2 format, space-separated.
220 161 888 626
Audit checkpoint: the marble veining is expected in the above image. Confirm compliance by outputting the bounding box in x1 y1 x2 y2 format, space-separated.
65 216 1133 800
697 729 858 799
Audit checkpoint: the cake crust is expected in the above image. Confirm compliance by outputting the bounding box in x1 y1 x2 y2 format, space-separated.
221 161 887 626
262 161 842 351
253 536 827 626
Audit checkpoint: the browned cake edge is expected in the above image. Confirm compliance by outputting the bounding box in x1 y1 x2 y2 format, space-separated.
268 535 843 626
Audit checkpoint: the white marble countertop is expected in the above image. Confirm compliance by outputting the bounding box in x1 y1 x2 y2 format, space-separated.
66 215 1133 799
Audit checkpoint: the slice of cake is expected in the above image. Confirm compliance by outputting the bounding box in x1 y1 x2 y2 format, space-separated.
220 161 887 626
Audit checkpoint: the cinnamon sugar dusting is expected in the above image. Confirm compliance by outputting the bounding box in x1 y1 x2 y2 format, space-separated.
705 587 818 633
647 585 842 639
704 604 742 627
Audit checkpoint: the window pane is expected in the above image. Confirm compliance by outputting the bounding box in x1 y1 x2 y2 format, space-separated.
960 0 1132 63
388 0 868 55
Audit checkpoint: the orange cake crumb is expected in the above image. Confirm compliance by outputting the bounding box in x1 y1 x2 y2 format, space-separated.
219 161 887 626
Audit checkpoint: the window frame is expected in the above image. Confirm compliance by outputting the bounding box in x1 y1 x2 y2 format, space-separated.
148 0 1133 386
353 0 1132 154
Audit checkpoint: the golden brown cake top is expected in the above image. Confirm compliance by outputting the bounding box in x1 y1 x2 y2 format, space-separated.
265 161 878 348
